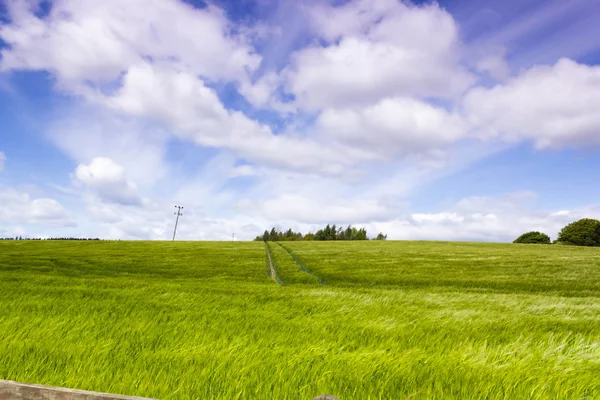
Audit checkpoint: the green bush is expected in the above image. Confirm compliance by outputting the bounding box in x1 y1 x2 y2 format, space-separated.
374 232 387 240
556 218 600 246
513 231 551 244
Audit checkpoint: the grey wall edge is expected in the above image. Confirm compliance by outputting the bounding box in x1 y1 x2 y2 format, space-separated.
0 380 156 400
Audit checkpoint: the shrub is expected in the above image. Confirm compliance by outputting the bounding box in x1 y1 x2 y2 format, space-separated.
513 231 551 244
556 218 600 246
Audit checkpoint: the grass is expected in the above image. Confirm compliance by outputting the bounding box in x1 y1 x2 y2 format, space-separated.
0 240 599 399
267 242 321 285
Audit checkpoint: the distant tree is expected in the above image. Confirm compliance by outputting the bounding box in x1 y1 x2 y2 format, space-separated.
269 228 278 241
254 230 269 241
513 231 551 244
375 232 388 240
256 225 383 241
343 225 352 240
316 225 331 241
324 224 332 240
356 228 367 240
556 218 600 246
330 224 337 240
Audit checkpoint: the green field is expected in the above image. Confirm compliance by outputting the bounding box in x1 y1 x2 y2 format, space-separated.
1 241 599 399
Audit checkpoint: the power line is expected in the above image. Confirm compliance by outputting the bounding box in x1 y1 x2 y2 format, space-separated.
172 205 183 241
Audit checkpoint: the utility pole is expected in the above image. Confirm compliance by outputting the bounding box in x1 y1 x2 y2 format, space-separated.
232 233 235 241
172 205 183 241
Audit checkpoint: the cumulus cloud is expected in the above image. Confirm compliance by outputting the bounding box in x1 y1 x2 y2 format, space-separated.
2 1 340 174
48 109 169 185
106 63 230 137
475 54 510 80
315 97 466 162
0 0 259 91
74 157 143 206
29 199 70 221
285 0 474 110
104 63 370 175
1 1 352 175
6 0 598 182
0 187 75 227
464 58 600 148
238 72 295 113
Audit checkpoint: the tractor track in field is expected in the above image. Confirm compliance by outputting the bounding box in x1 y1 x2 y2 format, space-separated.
264 242 285 286
276 242 326 285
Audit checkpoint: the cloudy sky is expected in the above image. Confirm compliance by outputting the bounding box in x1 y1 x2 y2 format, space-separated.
1 0 600 241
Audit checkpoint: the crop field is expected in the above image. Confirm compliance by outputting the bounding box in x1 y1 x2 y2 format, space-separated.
1 240 599 399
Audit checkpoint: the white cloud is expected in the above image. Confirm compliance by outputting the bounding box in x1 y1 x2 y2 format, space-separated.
232 164 413 226
0 0 260 91
74 157 143 206
77 188 265 241
475 54 510 80
0 0 477 177
412 212 465 224
285 0 474 110
238 72 295 113
0 187 75 228
238 72 280 108
105 63 368 175
84 200 170 240
48 109 169 185
106 63 228 135
244 194 396 225
365 192 598 242
464 58 600 148
229 165 258 178
315 97 466 162
0 226 26 239
30 199 70 221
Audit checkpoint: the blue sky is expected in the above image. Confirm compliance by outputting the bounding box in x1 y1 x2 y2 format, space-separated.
1 0 600 241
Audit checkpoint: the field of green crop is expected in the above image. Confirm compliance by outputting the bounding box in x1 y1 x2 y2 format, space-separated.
1 240 599 399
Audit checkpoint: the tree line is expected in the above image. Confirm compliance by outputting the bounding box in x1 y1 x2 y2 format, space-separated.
514 218 600 246
255 225 387 241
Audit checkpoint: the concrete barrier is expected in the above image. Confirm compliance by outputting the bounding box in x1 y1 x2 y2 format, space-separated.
0 380 339 400
0 380 155 400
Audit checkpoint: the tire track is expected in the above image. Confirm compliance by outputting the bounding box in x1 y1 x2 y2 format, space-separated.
265 242 285 286
276 242 326 285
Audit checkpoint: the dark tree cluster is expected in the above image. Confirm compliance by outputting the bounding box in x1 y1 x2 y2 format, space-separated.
314 224 367 241
513 231 551 244
514 218 600 247
256 228 304 242
255 224 387 241
555 218 600 246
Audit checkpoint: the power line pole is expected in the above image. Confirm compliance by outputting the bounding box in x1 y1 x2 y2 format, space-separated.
172 205 183 241
232 233 235 241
